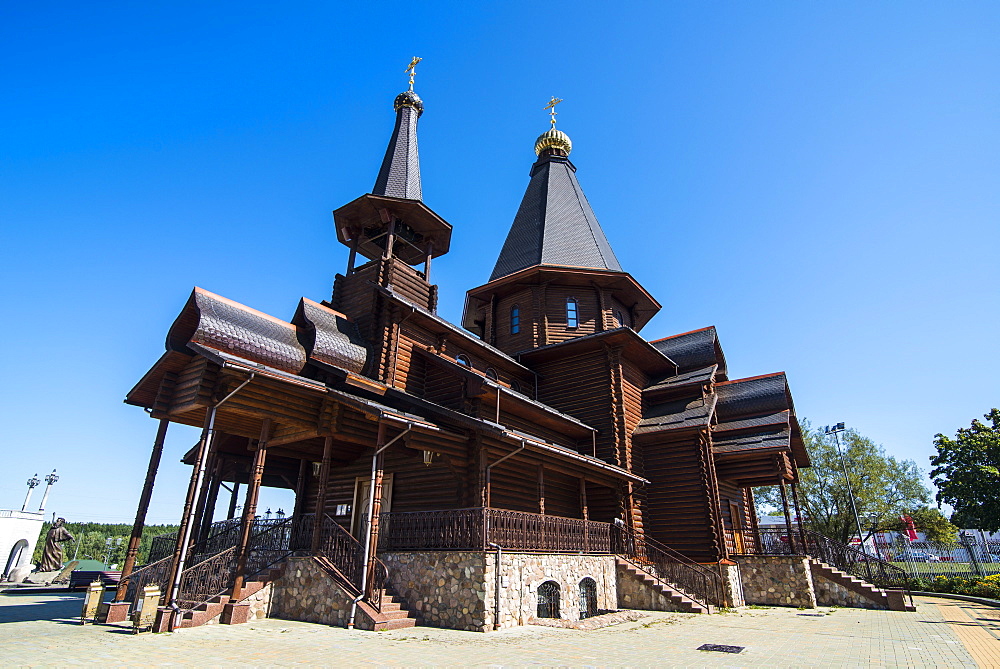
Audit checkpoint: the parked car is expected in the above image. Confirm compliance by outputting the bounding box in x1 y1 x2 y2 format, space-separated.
894 551 939 562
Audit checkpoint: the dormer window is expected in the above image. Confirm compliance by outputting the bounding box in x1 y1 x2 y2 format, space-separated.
510 379 522 393
511 305 520 334
566 298 578 329
485 367 498 381
456 354 471 367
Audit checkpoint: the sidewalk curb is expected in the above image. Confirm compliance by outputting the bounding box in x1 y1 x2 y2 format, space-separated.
911 591 1000 608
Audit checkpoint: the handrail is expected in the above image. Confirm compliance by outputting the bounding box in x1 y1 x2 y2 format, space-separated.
746 527 912 594
119 554 173 607
612 524 724 609
293 513 387 613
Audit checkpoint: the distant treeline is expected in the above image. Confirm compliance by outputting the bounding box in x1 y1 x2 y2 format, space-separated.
32 522 179 568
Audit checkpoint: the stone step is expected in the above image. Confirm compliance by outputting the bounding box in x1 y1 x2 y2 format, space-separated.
383 617 418 630
379 608 415 621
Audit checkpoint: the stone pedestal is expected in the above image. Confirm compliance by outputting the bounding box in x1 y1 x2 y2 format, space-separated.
153 607 174 633
221 602 251 625
734 555 817 608
103 601 131 624
717 562 745 607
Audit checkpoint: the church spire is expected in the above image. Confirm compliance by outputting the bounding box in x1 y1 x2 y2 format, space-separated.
489 101 622 281
373 57 424 201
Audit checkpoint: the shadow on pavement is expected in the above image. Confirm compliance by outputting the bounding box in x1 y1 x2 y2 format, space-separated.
0 593 83 624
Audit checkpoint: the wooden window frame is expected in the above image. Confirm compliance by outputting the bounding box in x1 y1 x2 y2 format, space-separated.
566 298 578 329
510 305 520 334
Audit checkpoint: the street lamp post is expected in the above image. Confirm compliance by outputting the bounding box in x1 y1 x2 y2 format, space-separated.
825 423 867 555
38 470 59 512
21 474 40 512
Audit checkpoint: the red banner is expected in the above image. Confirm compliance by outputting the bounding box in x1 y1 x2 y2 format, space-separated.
901 515 918 542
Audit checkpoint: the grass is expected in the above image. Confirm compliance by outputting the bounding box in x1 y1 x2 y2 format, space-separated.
745 605 772 610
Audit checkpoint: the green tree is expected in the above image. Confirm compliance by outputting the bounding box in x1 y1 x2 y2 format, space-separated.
930 408 1000 532
756 422 931 544
893 506 958 545
31 522 179 567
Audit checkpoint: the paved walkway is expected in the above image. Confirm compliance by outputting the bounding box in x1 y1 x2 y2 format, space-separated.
0 592 993 667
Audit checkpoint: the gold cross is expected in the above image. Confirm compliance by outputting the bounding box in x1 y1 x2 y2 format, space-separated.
543 96 563 127
405 57 423 90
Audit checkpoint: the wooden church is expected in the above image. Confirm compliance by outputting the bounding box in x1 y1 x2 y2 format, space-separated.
106 70 906 634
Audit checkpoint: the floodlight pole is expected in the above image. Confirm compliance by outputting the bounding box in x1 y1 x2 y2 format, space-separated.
826 423 867 555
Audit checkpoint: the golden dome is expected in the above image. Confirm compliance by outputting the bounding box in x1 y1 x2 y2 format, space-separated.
534 128 572 156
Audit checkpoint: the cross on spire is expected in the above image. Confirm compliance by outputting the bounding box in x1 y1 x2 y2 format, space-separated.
543 96 563 128
405 56 422 91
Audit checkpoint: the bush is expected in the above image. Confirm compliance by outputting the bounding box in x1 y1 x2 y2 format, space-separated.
912 574 1000 599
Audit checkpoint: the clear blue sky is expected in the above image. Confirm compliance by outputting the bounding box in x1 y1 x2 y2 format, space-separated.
2 2 997 524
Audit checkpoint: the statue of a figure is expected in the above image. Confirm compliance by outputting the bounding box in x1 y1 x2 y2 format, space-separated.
36 518 74 572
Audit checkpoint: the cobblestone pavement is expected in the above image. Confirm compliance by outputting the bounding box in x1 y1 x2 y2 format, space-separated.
0 592 990 667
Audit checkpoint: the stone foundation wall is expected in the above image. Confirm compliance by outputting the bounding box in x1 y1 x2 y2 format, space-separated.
381 552 489 631
812 570 887 609
268 557 355 627
381 551 617 631
736 555 817 608
488 553 617 629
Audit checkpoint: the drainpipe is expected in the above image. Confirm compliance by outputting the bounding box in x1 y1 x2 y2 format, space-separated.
349 420 414 629
168 373 255 621
488 541 503 630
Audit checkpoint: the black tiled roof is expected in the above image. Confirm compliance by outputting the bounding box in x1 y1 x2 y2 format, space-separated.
373 102 422 200
645 364 718 393
712 428 791 453
636 394 718 435
167 288 307 374
714 373 789 420
292 298 369 375
490 153 622 281
649 327 727 376
714 410 790 434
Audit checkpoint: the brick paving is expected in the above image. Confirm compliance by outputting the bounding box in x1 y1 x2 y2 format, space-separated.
0 592 989 667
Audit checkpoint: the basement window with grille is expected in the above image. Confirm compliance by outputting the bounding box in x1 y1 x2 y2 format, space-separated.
537 581 561 619
566 298 578 329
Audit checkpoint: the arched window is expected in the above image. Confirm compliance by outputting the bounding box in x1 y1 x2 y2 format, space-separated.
566 298 578 329
510 379 522 393
578 578 598 619
537 581 561 619
485 367 498 381
455 354 471 367
614 310 625 328
510 305 520 334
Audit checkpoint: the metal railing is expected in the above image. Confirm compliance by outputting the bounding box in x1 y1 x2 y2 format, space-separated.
613 524 724 609
737 528 911 592
120 554 173 606
378 507 612 553
175 516 296 610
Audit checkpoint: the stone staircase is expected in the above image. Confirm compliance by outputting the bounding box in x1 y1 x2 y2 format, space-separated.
363 587 421 631
176 568 283 629
616 558 712 614
808 559 915 612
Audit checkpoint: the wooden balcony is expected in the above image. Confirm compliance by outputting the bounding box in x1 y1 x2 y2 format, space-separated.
378 507 612 554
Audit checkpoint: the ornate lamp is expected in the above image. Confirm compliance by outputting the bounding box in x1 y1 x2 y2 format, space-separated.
21 474 39 511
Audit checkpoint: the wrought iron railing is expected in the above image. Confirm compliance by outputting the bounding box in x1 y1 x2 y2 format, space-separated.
738 528 912 592
147 532 177 564
120 554 173 606
175 516 296 610
613 524 724 609
378 507 612 553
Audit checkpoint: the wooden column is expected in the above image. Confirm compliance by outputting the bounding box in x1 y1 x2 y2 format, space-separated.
114 418 169 601
311 437 334 553
231 419 272 601
347 233 360 274
227 481 240 520
423 241 433 283
537 465 545 515
197 459 223 544
292 458 309 521
789 481 808 552
163 411 216 605
364 424 387 600
745 486 762 553
778 481 796 553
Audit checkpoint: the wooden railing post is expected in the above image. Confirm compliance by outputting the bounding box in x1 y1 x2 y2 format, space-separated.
778 481 796 554
311 437 334 554
115 418 169 602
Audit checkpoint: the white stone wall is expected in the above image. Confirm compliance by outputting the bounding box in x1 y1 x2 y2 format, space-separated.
0 511 45 580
